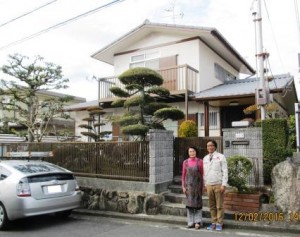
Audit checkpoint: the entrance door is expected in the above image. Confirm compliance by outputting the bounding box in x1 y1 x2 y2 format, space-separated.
220 105 255 129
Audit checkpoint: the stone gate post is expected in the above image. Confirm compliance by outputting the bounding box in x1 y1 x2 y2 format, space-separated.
149 129 174 193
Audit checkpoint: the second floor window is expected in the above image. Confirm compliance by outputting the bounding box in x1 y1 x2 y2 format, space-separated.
214 63 236 82
130 52 160 70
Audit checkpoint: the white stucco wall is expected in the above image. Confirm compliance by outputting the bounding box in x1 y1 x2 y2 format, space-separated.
113 32 238 95
198 40 239 92
113 32 200 76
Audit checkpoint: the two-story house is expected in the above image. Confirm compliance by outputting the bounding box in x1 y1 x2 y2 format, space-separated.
66 20 297 140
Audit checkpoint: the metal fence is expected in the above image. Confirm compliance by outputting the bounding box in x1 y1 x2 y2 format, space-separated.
0 141 149 182
1 136 224 181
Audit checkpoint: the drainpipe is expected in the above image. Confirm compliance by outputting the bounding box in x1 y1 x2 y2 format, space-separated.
185 65 188 120
204 101 209 137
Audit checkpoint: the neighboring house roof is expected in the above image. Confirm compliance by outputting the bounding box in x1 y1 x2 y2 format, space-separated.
64 100 98 111
192 73 296 100
37 90 86 102
91 20 255 75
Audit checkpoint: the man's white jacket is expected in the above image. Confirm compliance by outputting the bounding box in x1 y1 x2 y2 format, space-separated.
203 151 228 187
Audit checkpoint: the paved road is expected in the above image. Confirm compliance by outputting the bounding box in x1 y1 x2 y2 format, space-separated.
1 213 299 237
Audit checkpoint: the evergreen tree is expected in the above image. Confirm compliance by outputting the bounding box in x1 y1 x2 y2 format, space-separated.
78 105 111 141
110 67 184 140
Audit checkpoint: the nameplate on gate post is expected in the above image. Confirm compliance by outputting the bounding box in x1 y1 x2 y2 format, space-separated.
231 140 250 145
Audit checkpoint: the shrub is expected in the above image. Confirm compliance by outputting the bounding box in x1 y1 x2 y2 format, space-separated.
262 118 291 184
227 155 253 192
178 120 198 137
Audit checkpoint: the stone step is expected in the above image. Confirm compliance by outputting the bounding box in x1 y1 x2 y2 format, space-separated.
164 192 209 207
168 184 183 194
159 201 235 220
173 176 182 185
164 192 185 203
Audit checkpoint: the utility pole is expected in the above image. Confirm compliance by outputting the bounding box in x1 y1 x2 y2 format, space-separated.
253 0 269 120
294 0 300 151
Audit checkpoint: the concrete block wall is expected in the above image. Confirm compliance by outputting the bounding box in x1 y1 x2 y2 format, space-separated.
149 129 174 190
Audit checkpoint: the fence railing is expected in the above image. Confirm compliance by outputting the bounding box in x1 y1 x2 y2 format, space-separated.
0 142 149 182
98 64 199 100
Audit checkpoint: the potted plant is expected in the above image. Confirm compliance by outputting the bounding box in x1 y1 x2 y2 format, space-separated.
224 155 261 212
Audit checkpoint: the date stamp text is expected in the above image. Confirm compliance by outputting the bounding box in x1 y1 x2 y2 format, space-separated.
234 212 300 222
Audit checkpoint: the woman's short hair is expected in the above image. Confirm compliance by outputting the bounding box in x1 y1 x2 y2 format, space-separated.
186 146 199 157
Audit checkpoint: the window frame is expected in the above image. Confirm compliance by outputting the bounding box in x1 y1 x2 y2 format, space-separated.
214 63 236 82
130 52 160 70
198 111 219 129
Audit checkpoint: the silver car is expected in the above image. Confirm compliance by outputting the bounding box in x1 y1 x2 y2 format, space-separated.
0 159 81 230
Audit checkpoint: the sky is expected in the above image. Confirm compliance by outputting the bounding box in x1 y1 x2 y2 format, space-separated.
0 0 299 101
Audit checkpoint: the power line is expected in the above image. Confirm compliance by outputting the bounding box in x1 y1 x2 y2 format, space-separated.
0 0 125 51
0 0 58 28
295 0 300 45
263 0 285 72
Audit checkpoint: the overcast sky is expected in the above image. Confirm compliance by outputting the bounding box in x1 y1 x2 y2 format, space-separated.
0 0 299 101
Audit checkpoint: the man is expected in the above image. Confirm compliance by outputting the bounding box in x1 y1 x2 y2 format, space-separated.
203 139 228 231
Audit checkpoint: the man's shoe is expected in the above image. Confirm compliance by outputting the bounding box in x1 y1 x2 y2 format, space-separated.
216 224 223 231
206 223 216 230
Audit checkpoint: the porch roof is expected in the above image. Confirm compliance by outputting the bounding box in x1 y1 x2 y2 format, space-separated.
192 74 296 100
192 73 298 115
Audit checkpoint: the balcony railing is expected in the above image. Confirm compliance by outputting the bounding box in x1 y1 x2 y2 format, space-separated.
98 64 199 100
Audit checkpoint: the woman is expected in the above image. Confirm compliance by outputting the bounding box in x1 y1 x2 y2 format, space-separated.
181 146 203 229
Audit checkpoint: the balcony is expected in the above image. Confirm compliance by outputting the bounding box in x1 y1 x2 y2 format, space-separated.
97 64 199 103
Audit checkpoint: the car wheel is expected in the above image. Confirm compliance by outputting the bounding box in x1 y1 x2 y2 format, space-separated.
55 210 72 218
0 203 10 230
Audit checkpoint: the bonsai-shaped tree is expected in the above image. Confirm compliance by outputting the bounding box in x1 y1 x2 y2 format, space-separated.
78 105 111 142
109 67 185 140
179 120 198 137
227 155 253 192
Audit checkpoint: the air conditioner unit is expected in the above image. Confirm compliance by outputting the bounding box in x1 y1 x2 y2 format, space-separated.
232 121 250 127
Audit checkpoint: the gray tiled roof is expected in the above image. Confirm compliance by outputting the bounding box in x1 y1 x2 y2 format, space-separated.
64 100 98 111
192 74 294 99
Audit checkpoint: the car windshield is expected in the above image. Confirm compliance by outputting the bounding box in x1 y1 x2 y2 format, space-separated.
13 163 64 174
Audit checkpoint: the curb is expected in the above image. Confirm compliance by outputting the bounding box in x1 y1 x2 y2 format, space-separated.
72 209 300 234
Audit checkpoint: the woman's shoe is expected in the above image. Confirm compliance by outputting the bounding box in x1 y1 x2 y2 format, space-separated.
195 223 201 229
186 224 194 228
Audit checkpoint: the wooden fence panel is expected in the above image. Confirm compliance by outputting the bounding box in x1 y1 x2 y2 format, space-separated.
173 137 223 176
